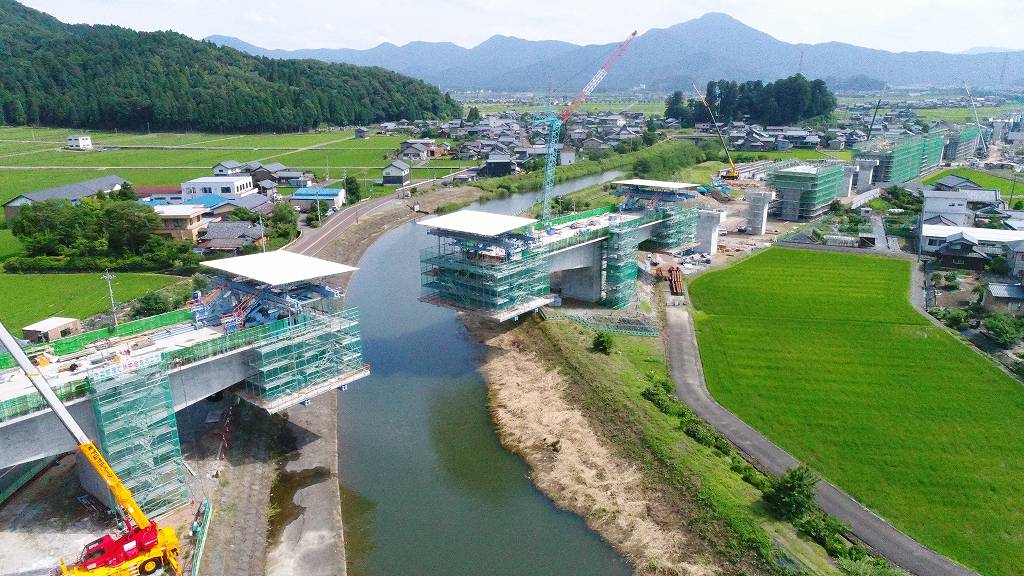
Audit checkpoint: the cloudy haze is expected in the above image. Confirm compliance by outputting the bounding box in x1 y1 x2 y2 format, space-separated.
19 0 1024 54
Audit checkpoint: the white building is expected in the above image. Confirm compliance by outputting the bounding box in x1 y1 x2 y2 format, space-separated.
180 176 255 201
66 134 93 150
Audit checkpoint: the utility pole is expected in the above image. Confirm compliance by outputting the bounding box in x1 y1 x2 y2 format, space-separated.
258 213 267 253
101 271 118 328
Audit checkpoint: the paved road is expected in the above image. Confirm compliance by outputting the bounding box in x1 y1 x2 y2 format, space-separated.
285 194 400 256
664 288 978 576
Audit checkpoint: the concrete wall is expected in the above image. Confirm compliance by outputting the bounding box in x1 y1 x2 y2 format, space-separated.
696 210 726 254
747 192 771 235
856 159 879 193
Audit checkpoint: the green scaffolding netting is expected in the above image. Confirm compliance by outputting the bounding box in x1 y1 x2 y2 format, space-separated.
246 305 365 402
90 362 189 517
51 309 194 356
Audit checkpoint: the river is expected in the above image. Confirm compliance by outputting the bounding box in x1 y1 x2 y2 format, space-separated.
338 171 632 576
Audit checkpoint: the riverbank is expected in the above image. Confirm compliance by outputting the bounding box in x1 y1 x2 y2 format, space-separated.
468 311 840 576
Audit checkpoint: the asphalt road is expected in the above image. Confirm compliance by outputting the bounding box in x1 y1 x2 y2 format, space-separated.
663 288 979 576
284 194 400 256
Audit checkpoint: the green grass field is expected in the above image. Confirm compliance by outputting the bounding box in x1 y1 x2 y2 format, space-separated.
0 128 411 212
689 248 1024 576
733 149 853 162
0 230 23 261
0 272 180 336
468 100 665 116
675 160 727 184
923 168 1023 199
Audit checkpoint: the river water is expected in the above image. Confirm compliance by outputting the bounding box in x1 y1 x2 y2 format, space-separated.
338 171 631 576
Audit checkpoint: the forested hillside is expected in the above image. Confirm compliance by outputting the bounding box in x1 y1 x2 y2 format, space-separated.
0 0 460 132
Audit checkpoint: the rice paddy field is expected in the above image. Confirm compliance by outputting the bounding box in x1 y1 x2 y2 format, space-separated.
0 126 418 210
689 247 1024 576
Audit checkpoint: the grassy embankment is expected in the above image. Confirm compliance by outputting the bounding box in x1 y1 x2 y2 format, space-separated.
689 247 1024 576
511 314 840 575
923 167 1023 199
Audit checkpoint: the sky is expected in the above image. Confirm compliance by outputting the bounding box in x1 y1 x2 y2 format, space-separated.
19 0 1024 54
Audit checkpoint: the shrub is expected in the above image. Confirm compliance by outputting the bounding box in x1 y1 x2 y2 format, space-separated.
132 292 171 318
592 331 614 354
985 313 1024 347
764 465 820 521
641 385 682 417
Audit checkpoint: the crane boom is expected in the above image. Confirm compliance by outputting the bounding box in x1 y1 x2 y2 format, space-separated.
693 83 738 179
539 30 637 222
558 31 637 122
0 322 152 531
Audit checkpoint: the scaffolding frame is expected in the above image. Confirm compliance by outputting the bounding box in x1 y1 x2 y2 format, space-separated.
769 163 844 221
603 216 650 308
90 362 189 518
243 301 367 413
420 237 551 319
854 132 946 184
649 205 698 249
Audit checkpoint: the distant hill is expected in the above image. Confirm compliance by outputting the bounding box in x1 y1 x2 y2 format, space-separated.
208 13 1024 91
0 0 460 132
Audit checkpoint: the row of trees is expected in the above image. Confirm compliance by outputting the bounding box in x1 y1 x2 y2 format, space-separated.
664 74 837 127
0 2 461 132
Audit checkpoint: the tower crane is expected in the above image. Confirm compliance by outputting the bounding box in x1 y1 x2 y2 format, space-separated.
0 322 181 576
537 30 637 222
692 82 739 180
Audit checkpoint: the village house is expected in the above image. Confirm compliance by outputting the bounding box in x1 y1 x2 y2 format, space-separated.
2 175 129 221
383 160 411 185
152 204 212 242
196 221 266 254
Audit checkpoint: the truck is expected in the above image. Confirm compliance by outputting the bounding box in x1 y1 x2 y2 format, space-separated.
0 322 182 576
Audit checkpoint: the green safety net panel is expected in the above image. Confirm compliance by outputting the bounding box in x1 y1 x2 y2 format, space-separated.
50 309 195 356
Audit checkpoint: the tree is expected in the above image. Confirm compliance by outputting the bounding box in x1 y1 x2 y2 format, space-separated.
132 292 171 318
191 273 209 293
110 182 137 201
592 331 614 355
987 255 1010 275
271 202 297 227
228 207 261 223
466 106 481 123
764 465 820 520
305 200 330 226
102 202 160 255
344 175 362 203
985 314 1023 348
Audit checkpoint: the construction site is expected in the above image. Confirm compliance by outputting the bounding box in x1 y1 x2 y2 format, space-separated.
0 250 369 574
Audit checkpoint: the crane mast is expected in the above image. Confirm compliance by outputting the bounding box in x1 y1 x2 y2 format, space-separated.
538 30 637 222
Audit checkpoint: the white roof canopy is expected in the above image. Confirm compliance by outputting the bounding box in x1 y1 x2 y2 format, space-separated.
417 210 537 237
23 316 77 332
202 251 357 286
613 179 700 190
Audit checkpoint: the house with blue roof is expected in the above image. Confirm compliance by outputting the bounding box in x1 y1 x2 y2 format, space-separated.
290 188 346 212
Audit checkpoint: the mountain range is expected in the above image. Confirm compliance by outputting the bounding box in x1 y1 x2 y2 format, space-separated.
207 13 1024 92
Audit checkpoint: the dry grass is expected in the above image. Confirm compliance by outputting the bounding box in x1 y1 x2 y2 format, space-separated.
476 318 719 575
